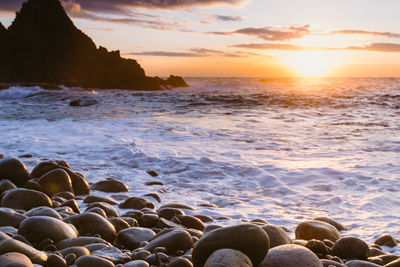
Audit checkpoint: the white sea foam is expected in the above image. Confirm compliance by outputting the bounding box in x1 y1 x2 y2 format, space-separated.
0 78 400 246
0 86 44 99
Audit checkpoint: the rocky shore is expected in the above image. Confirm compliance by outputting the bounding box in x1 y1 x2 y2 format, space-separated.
0 156 399 267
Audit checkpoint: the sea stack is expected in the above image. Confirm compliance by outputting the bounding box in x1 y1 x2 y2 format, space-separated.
0 0 188 90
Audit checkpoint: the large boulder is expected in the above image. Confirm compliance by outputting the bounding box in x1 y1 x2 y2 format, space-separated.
38 168 73 196
0 158 30 186
295 220 340 242
259 244 323 267
18 216 77 243
1 188 52 210
64 212 116 242
192 224 269 267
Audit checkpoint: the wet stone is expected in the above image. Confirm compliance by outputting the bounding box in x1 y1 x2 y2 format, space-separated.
0 252 33 267
108 217 131 233
0 207 27 227
38 168 73 196
84 195 119 205
0 158 30 186
85 243 110 253
157 208 185 221
261 224 291 248
56 237 109 250
92 246 131 264
64 212 117 242
0 179 17 194
139 214 159 228
119 197 155 210
331 236 369 260
75 255 115 267
194 215 213 223
145 230 193 254
192 224 269 267
123 260 149 267
65 253 77 265
91 178 129 193
305 239 331 256
1 188 52 211
18 216 78 244
24 206 62 219
54 191 75 200
46 254 67 267
295 220 340 242
159 203 195 211
145 252 169 265
86 207 107 218
87 202 119 217
314 217 347 231
0 238 48 264
61 246 90 258
173 215 204 231
117 227 156 250
259 244 323 267
204 249 252 267
374 234 398 248
61 199 81 214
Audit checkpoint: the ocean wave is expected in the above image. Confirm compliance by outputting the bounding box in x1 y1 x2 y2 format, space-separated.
0 86 44 99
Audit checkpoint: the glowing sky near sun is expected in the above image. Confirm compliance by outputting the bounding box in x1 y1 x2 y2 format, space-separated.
1 0 400 77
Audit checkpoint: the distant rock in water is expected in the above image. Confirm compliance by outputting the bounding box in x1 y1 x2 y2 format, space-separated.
0 0 187 90
156 75 190 88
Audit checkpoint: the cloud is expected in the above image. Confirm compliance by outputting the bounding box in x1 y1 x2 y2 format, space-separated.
71 0 245 10
348 43 400 52
232 42 400 53
231 43 329 51
209 25 311 41
331 29 400 38
213 15 243 21
0 0 245 12
127 47 262 57
73 11 180 30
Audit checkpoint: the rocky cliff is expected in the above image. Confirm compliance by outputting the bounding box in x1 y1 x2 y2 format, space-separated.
0 0 188 90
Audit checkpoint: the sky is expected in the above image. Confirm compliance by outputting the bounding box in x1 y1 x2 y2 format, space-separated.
1 0 400 77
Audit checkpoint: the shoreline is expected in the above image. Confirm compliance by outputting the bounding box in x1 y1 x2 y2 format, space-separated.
0 156 399 266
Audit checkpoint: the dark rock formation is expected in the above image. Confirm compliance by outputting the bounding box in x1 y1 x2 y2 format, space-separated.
0 0 187 90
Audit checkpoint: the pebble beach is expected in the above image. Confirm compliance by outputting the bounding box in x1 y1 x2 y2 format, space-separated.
0 155 399 267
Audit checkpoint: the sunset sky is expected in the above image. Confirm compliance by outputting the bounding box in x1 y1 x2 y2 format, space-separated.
1 0 400 77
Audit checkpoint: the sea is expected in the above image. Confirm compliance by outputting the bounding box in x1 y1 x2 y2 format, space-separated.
0 77 399 250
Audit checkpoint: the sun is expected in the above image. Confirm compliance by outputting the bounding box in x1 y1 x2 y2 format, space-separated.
282 51 341 77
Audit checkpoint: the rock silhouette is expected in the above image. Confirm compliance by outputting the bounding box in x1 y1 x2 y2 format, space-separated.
0 0 188 90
